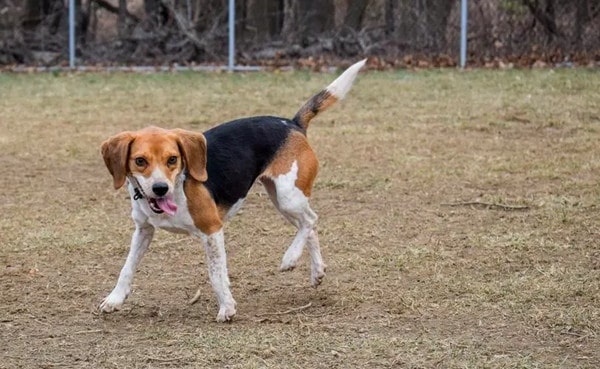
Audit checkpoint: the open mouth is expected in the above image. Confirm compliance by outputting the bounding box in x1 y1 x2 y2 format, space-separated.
146 197 178 216
148 198 165 214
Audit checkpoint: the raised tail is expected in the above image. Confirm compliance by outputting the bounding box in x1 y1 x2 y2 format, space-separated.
292 59 367 131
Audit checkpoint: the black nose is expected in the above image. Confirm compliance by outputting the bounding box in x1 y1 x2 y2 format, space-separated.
152 182 169 196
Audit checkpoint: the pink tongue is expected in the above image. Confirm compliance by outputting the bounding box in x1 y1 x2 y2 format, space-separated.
156 197 177 216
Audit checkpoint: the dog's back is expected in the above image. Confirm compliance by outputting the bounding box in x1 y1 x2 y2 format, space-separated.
203 116 302 208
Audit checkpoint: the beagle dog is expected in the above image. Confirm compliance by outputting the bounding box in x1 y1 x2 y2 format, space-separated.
100 59 366 322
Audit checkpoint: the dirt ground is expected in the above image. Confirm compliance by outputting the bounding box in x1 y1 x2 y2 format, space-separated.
1 67 599 368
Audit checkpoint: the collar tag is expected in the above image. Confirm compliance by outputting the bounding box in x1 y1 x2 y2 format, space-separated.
128 175 145 201
133 188 144 200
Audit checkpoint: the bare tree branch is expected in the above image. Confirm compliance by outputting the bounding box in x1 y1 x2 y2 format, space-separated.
92 0 140 23
158 0 218 60
521 0 563 39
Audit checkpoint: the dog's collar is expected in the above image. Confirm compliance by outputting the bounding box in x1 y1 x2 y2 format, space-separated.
127 175 145 201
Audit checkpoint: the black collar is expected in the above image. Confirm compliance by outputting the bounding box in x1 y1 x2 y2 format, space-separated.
127 175 146 201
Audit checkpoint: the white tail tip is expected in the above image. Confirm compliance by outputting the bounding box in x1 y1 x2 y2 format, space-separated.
326 59 367 100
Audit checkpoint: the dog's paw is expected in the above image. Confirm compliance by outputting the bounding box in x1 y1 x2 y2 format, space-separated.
216 303 236 323
279 260 296 272
311 264 327 287
280 244 303 272
99 290 128 313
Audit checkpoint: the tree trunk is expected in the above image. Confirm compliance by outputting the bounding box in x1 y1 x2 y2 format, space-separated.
282 0 298 41
21 0 65 33
521 0 561 40
344 0 369 30
574 0 588 47
544 0 556 42
22 0 46 29
245 0 282 42
300 0 334 36
144 0 168 28
75 0 88 45
282 0 334 42
118 0 127 37
384 0 394 36
397 0 456 52
424 0 455 50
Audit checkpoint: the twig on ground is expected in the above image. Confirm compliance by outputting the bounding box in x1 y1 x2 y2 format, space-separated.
188 288 202 305
72 329 104 335
559 332 591 345
40 329 105 339
441 201 529 211
256 302 313 317
146 355 190 362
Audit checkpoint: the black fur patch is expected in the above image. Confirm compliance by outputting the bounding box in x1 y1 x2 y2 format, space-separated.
309 90 331 114
202 116 303 208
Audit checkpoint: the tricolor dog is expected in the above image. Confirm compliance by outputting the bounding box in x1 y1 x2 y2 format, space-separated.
100 59 366 322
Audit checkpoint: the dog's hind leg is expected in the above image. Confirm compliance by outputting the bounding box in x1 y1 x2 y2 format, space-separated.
261 160 326 287
305 226 326 287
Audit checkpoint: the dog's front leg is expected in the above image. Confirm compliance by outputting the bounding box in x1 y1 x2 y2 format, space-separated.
202 229 236 322
100 223 155 313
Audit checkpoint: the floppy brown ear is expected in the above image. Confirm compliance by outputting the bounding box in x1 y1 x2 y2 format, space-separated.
101 132 135 189
173 129 208 182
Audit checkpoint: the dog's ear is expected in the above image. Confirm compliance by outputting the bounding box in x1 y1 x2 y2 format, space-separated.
173 129 208 182
101 132 135 189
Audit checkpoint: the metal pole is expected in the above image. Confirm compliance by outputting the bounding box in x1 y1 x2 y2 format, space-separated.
460 0 467 68
228 0 235 71
68 0 75 68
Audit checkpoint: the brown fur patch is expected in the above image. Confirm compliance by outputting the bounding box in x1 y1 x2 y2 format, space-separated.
184 179 223 234
101 131 135 189
171 129 208 182
262 131 319 197
128 128 184 186
293 90 338 130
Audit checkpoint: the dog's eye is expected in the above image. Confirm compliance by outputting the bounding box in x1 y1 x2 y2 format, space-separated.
135 157 147 167
167 156 177 166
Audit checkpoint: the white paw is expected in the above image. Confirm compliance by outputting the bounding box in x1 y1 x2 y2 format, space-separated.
280 258 297 272
99 290 129 313
311 263 326 287
216 302 236 322
280 244 304 272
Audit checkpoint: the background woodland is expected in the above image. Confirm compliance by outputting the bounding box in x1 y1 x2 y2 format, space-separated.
0 0 598 67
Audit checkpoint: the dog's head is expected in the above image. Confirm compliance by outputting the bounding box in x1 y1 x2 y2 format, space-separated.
101 127 207 216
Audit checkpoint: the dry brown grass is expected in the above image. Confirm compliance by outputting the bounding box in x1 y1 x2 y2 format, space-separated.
1 67 599 368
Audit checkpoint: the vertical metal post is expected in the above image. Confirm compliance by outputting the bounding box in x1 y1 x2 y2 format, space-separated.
68 0 75 68
460 0 468 68
228 0 235 71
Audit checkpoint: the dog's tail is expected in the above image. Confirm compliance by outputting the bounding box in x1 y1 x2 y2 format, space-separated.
292 59 367 131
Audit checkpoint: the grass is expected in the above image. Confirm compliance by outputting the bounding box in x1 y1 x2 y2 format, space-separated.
1 67 599 368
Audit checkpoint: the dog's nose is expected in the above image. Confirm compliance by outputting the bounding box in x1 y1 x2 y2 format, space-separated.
152 182 169 196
